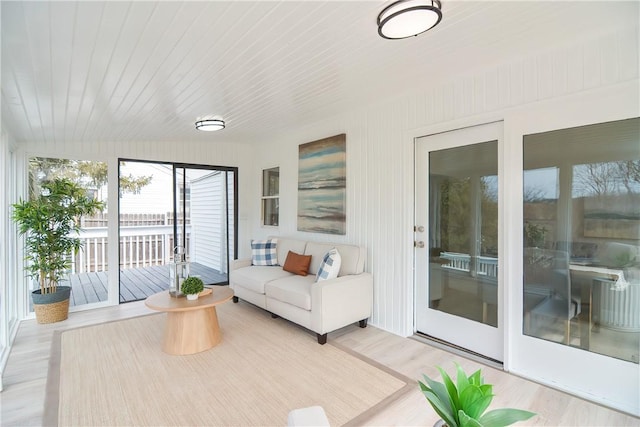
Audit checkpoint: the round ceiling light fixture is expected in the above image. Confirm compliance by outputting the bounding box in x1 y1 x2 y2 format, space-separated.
195 119 225 132
377 0 442 40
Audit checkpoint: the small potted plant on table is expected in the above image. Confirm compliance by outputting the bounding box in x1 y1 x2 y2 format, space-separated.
419 363 536 427
181 276 204 300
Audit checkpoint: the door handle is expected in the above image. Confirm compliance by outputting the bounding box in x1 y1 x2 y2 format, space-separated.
414 241 425 248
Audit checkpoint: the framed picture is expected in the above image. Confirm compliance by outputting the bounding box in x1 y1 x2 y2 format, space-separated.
297 134 346 235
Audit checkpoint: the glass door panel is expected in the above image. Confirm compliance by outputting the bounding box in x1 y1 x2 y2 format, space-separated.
523 117 640 363
118 160 174 302
416 122 503 361
118 161 237 303
174 166 235 286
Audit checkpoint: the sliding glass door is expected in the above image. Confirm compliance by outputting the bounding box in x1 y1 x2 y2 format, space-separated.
509 104 639 415
118 160 236 303
174 165 236 288
522 118 639 361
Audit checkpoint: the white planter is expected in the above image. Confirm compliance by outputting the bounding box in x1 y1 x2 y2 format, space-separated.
186 293 198 301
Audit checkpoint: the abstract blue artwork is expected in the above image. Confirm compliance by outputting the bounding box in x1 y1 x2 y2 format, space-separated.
298 134 346 235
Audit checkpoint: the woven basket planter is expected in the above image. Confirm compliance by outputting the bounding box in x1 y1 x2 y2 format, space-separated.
32 286 71 324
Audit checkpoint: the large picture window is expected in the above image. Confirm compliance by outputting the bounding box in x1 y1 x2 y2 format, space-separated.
523 118 640 363
27 157 109 308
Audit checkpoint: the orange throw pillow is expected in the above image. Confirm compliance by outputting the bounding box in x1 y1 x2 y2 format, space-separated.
282 251 312 276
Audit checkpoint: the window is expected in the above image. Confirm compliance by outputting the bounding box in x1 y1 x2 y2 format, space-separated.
262 167 279 226
523 117 640 363
27 157 109 308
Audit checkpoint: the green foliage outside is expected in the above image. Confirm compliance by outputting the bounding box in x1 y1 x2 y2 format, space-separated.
524 223 547 248
29 157 152 198
12 179 104 294
437 176 498 257
181 276 204 295
419 363 536 427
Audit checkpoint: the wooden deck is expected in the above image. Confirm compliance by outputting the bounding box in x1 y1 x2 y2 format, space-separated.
61 263 228 306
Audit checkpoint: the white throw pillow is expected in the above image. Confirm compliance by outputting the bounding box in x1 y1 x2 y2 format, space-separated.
316 248 341 282
251 238 278 266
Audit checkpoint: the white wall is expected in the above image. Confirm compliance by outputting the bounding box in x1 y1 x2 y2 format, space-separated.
7 23 639 415
246 26 639 415
249 26 639 338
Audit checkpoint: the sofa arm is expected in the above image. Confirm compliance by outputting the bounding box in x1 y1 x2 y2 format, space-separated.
310 273 373 335
230 258 252 271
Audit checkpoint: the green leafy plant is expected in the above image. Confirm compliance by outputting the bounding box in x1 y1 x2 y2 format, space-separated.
12 178 104 294
524 222 547 248
611 251 637 268
419 363 536 427
181 276 204 295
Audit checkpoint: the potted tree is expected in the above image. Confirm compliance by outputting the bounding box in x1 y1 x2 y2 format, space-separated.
181 276 204 300
12 178 104 323
419 363 536 427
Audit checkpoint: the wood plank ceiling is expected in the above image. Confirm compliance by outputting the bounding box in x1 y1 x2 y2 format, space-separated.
1 1 636 145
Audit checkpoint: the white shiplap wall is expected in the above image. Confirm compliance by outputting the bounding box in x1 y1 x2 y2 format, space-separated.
250 27 640 338
4 23 639 415
11 26 639 336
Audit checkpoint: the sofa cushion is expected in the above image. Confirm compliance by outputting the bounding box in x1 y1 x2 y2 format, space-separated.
316 248 341 282
275 238 308 267
265 275 315 311
283 251 312 276
305 242 364 276
232 266 293 294
251 238 278 266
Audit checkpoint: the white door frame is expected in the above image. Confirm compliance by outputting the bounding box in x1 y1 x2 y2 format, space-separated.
504 81 640 416
409 80 639 416
415 121 505 362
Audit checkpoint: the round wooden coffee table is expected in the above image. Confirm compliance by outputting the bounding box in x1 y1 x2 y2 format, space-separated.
145 286 234 355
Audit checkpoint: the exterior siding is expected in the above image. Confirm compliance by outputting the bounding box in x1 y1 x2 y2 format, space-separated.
190 172 224 272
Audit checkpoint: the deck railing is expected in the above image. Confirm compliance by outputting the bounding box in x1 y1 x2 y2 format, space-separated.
71 225 191 273
439 252 498 277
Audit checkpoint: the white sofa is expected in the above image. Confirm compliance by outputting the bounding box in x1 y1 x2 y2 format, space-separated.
230 237 373 344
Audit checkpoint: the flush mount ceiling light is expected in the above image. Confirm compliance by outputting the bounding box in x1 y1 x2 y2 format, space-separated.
377 0 442 40
195 119 225 132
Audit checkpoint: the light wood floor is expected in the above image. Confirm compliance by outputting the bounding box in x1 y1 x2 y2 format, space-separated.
1 299 639 426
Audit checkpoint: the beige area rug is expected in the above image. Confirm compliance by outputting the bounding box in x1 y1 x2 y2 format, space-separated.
46 301 413 426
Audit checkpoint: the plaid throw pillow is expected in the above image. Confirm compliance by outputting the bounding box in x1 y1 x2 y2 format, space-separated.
251 238 278 266
316 248 341 282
